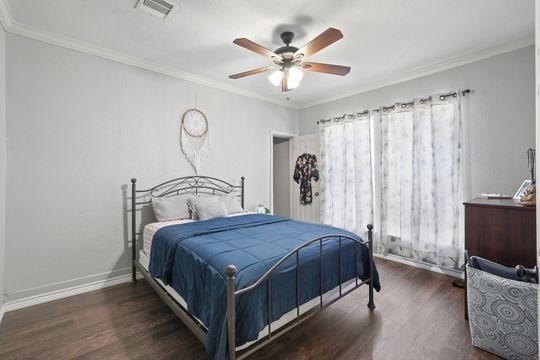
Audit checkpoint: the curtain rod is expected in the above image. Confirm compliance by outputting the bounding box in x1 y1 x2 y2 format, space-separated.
317 89 471 124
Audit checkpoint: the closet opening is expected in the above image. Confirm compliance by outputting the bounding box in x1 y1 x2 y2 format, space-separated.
271 132 294 217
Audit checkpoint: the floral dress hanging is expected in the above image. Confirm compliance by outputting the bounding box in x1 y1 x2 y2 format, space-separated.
293 153 319 205
180 108 209 174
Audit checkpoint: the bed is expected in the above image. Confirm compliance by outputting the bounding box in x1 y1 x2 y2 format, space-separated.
130 176 380 360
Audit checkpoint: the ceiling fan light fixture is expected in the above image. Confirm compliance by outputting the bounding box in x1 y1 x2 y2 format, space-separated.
288 66 303 89
231 28 349 92
268 70 282 87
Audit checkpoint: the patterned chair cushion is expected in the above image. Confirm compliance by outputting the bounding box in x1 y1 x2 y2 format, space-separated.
467 266 538 359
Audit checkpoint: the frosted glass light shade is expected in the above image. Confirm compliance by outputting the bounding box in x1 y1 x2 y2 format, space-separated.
288 66 303 84
268 70 282 86
268 67 303 89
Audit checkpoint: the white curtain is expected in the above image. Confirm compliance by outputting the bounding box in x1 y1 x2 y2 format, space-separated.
319 113 373 239
376 96 463 269
319 94 463 270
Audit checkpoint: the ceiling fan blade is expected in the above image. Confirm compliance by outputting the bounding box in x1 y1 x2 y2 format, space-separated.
282 68 289 92
233 38 280 59
301 62 351 76
228 66 272 79
295 28 343 58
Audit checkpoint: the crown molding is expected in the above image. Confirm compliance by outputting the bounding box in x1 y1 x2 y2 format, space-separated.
298 36 534 109
6 21 298 109
0 0 297 109
0 0 533 113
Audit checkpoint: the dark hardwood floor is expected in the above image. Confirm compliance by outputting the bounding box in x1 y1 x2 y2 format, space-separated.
0 258 498 360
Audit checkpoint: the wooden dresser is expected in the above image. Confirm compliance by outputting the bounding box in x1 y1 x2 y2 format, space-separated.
464 197 536 268
462 198 536 320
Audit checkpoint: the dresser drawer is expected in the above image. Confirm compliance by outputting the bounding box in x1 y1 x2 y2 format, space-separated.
464 198 536 268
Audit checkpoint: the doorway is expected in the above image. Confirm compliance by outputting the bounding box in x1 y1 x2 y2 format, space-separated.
270 132 321 223
272 134 292 217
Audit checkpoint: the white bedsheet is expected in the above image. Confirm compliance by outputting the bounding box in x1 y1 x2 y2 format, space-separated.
143 219 194 256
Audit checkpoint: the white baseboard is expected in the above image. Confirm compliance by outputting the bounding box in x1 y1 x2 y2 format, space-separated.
5 271 142 312
374 252 464 279
3 253 461 313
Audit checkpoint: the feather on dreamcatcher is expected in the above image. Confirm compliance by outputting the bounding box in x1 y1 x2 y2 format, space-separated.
180 108 209 173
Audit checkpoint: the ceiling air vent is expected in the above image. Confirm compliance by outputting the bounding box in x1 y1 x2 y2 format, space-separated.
135 0 178 20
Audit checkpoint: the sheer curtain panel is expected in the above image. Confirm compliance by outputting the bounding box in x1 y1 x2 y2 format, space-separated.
378 96 463 269
319 113 374 239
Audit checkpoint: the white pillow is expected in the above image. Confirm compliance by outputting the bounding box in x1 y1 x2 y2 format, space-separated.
220 194 244 214
187 195 219 219
195 201 228 221
152 196 190 222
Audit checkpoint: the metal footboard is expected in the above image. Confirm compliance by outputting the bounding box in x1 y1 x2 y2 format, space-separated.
226 225 376 360
130 176 375 360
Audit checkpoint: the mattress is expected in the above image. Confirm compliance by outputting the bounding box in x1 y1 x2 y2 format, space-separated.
138 248 358 351
143 219 194 256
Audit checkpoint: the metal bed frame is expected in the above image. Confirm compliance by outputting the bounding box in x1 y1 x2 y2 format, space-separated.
130 175 375 360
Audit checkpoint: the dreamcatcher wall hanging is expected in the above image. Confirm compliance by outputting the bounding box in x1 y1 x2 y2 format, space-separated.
180 108 209 174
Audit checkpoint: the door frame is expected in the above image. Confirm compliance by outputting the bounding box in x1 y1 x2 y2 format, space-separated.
270 130 296 215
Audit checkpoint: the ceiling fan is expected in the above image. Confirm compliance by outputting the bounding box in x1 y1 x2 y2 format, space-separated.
228 27 351 92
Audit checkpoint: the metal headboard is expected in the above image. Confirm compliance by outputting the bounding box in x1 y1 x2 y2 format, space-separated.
130 175 245 281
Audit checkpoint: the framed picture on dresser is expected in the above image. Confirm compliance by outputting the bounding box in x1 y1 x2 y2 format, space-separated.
513 180 533 199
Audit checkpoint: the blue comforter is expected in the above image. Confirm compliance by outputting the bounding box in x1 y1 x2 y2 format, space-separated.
149 214 380 360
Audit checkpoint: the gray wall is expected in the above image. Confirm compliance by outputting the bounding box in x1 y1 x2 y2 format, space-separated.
300 46 535 198
0 26 6 312
2 35 535 304
5 34 298 301
273 139 290 217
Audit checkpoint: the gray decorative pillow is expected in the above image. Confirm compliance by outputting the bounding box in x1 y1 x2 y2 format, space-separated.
187 195 219 219
220 194 244 214
195 201 228 221
152 196 190 222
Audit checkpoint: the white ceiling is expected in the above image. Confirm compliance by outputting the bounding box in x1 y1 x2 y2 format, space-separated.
2 0 534 108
